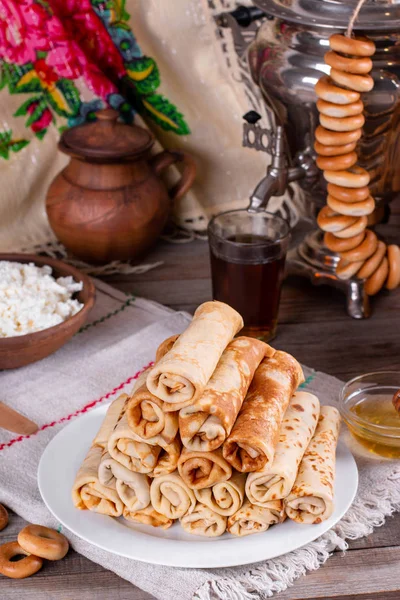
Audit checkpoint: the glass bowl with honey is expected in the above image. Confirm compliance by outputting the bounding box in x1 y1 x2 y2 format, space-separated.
340 371 400 459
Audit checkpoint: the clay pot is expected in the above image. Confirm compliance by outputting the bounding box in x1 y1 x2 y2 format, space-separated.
46 109 196 263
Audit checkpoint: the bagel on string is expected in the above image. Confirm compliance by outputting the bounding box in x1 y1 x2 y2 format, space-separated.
324 51 373 74
315 76 360 104
386 245 400 290
327 194 375 217
365 257 389 295
329 34 376 57
314 140 357 156
336 258 365 280
333 215 368 238
319 113 365 132
317 98 364 118
315 125 362 146
323 166 370 188
317 206 358 233
339 229 378 263
330 68 374 93
357 241 387 279
327 183 370 202
324 231 365 253
316 152 358 171
313 32 400 295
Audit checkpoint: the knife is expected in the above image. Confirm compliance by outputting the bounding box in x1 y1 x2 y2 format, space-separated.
0 401 38 435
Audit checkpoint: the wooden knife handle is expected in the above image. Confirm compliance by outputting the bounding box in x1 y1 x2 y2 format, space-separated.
0 402 38 435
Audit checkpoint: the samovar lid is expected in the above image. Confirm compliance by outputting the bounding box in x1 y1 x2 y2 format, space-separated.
253 0 400 30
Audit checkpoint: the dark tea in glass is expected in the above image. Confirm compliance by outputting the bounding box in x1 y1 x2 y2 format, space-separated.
208 210 290 341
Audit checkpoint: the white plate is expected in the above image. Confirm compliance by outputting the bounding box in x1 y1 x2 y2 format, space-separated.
38 403 358 569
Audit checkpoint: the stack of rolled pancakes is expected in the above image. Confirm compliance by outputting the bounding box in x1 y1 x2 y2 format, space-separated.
72 301 341 537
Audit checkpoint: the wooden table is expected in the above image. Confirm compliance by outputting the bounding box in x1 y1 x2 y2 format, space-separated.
3 206 400 600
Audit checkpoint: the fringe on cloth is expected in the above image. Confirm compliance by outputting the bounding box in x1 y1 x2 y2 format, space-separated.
19 221 209 275
195 461 400 600
21 240 164 276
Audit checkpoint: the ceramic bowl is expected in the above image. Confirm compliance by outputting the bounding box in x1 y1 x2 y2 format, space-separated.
0 253 95 369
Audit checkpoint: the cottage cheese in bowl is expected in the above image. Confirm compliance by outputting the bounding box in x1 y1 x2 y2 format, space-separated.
0 261 84 338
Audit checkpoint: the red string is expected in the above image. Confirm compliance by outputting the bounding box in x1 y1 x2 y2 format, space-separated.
0 362 153 452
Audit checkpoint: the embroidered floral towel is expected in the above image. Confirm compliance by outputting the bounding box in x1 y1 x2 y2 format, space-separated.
0 0 303 252
1 279 399 600
0 0 190 250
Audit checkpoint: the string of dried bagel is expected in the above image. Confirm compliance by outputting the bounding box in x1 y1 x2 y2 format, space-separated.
315 0 400 295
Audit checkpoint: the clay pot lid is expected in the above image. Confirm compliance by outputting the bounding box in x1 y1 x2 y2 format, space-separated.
60 109 154 160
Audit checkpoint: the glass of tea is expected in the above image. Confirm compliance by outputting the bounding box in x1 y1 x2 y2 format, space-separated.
208 209 290 341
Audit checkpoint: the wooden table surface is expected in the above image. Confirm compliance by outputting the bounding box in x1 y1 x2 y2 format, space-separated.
3 205 400 600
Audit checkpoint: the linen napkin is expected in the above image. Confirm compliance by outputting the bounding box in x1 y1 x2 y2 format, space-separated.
1 279 399 600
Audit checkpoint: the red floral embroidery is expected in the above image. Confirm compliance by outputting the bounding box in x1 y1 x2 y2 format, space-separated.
49 0 126 80
34 59 58 87
0 0 50 64
27 100 52 132
0 0 190 155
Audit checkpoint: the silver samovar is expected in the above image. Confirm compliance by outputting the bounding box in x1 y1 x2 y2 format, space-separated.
220 0 400 318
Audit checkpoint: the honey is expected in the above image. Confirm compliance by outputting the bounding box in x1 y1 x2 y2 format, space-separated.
351 395 400 427
348 394 400 458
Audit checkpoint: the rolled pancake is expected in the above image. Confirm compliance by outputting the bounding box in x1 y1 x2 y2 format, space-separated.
179 337 272 452
194 471 246 516
150 437 182 478
126 335 179 444
246 391 320 506
285 405 341 524
108 413 161 474
92 393 127 449
180 502 227 537
150 470 196 519
98 452 150 512
126 384 179 445
155 334 179 362
123 505 173 529
227 498 285 536
178 447 232 490
72 445 123 516
146 301 243 410
124 332 174 416
223 351 304 472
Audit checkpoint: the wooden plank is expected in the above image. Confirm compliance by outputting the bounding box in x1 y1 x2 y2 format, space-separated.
0 511 152 599
3 511 400 599
105 238 400 322
278 277 400 325
3 543 400 600
106 239 210 284
0 569 153 600
3 197 400 599
275 546 400 600
3 560 399 600
341 513 400 550
4 510 400 555
111 277 211 312
105 243 400 381
272 317 400 380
